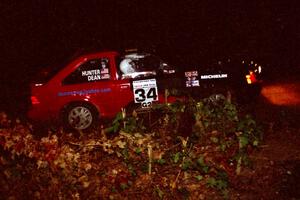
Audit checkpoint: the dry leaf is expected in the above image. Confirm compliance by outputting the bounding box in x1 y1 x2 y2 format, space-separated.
116 140 126 149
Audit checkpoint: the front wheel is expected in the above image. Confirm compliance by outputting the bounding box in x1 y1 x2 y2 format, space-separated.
63 103 98 131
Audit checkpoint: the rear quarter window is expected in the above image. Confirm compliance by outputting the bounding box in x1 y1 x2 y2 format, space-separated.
62 58 111 85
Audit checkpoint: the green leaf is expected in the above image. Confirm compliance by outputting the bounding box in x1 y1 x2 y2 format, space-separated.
135 147 142 154
253 140 259 146
157 159 166 165
173 152 181 163
113 112 123 123
111 186 117 193
128 164 136 176
197 156 205 166
104 126 114 133
206 177 217 188
120 183 128 190
122 148 129 160
202 166 210 174
155 187 164 199
113 122 120 132
195 175 203 181
238 136 249 149
182 160 192 170
220 143 226 151
216 179 228 190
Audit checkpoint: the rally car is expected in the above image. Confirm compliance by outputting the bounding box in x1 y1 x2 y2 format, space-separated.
28 51 178 131
28 50 262 131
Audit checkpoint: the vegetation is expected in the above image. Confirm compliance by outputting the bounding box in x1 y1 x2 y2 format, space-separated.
0 98 262 199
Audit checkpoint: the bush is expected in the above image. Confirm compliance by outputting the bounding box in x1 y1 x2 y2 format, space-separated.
0 98 262 199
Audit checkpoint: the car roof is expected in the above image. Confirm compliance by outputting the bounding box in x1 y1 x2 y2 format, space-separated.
78 50 119 59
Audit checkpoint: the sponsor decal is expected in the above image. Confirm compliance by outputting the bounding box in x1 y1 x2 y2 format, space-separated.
200 74 228 79
58 88 111 97
132 79 158 104
185 71 200 87
81 69 110 81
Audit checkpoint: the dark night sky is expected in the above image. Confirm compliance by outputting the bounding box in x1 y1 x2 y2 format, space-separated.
0 0 299 111
1 1 299 73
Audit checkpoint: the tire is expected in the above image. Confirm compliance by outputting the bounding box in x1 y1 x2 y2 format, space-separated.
63 103 98 131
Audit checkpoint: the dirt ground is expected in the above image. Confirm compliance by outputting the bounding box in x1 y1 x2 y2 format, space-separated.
230 80 300 199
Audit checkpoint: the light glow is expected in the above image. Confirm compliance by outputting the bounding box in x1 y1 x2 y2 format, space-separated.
246 75 252 84
31 96 40 105
34 83 43 86
245 71 257 84
258 66 262 73
261 83 300 106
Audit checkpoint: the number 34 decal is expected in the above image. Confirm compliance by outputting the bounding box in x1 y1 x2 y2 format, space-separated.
133 79 158 104
134 87 158 103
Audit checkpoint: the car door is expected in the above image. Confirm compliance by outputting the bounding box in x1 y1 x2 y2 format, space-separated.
58 57 117 117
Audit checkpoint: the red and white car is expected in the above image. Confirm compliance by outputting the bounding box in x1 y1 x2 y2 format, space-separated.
28 51 176 130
